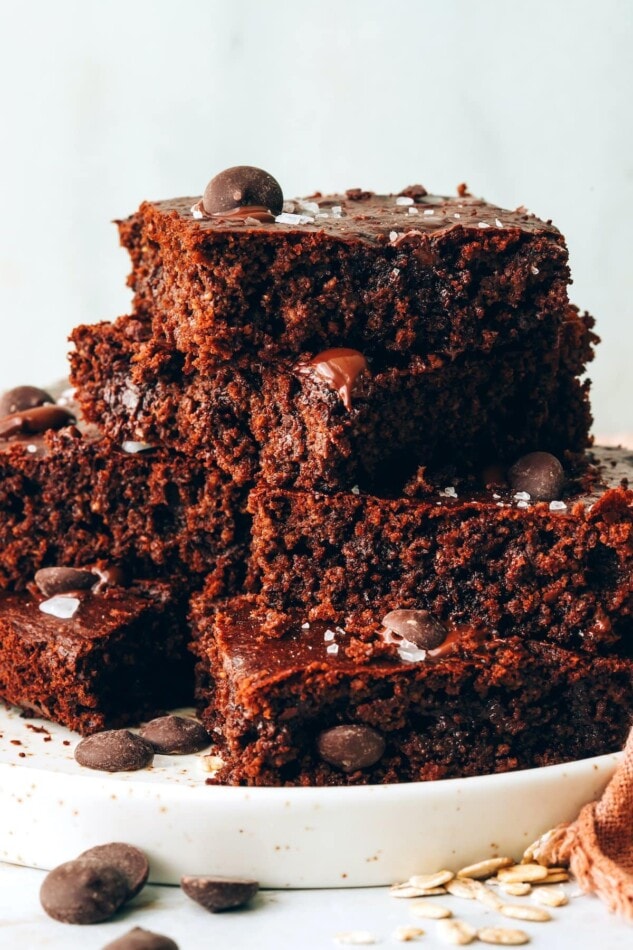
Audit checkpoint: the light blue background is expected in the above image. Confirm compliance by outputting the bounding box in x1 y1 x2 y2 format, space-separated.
0 0 630 435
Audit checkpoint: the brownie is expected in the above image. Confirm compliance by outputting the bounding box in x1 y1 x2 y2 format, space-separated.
246 446 633 653
118 190 573 371
190 596 633 786
0 582 187 734
0 419 246 593
70 308 594 493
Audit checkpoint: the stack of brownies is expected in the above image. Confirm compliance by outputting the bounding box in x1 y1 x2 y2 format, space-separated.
1 166 632 785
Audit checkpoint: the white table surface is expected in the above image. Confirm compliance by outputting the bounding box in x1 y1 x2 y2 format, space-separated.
1 861 630 949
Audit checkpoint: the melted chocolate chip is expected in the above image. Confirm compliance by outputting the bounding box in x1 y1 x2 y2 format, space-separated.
0 385 54 417
140 715 210 755
427 625 489 659
298 348 369 410
40 860 128 924
381 609 447 650
317 724 386 772
180 875 259 913
207 204 276 223
78 843 149 900
202 166 283 216
102 929 179 950
508 451 565 501
0 404 75 439
34 567 96 597
74 730 154 772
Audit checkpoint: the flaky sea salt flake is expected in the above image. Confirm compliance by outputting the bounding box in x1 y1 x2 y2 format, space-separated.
121 441 154 454
39 595 81 620
275 212 313 225
408 207 419 215
549 500 567 511
513 492 531 502
326 643 340 655
324 629 336 642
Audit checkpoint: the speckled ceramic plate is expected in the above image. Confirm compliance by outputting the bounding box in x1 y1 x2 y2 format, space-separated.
0 703 620 888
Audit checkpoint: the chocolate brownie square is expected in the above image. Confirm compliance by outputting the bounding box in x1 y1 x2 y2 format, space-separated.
190 596 633 786
118 189 573 371
0 581 187 734
70 307 594 493
246 447 633 652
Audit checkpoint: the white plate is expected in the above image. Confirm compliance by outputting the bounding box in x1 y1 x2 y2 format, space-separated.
0 703 619 888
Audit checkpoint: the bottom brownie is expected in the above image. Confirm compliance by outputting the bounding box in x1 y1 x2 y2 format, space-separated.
0 581 188 735
191 596 633 787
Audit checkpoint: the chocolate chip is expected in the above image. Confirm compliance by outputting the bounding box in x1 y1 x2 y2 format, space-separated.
317 724 386 773
381 609 447 650
202 166 283 216
297 348 369 411
140 715 210 755
102 929 179 950
0 385 54 417
74 730 154 772
508 451 565 501
78 843 149 900
180 875 259 913
40 859 128 924
34 566 96 597
0 404 75 439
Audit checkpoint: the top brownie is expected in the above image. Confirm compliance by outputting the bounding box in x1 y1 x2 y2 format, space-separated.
119 185 570 369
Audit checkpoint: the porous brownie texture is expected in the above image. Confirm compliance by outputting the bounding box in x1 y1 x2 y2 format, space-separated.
246 447 633 653
118 191 572 370
0 582 187 734
70 308 594 493
0 423 246 592
190 596 633 786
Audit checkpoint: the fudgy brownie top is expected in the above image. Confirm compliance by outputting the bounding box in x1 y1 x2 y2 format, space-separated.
152 189 559 244
1 582 172 651
212 598 491 681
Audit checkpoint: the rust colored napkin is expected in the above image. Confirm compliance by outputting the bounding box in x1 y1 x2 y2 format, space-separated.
529 726 633 918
